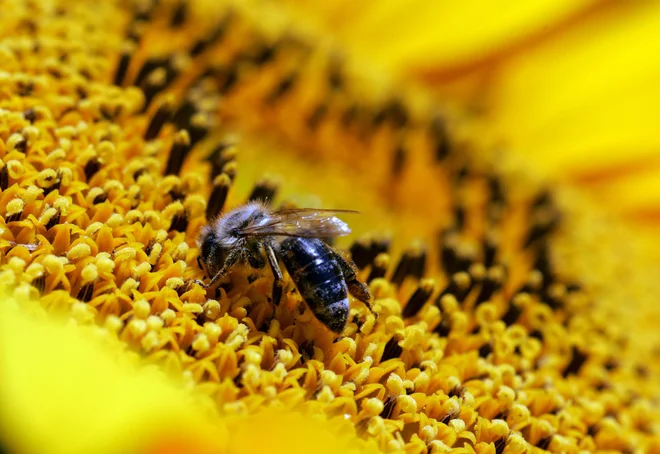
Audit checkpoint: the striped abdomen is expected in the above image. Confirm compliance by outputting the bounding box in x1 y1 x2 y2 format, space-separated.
279 237 349 333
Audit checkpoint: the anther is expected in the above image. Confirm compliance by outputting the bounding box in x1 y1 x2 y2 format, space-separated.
164 130 191 176
206 173 231 220
536 436 553 450
8 134 27 153
187 111 210 148
367 253 389 283
141 67 168 111
169 210 189 232
247 178 278 205
44 209 61 230
533 245 554 290
483 230 499 268
23 108 37 123
265 72 297 104
437 272 471 303
327 60 344 91
543 282 566 310
133 1 155 22
488 174 506 205
494 436 508 454
429 115 450 161
402 278 435 318
144 96 174 140
216 64 239 94
391 143 406 178
474 265 505 306
454 203 466 231
478 342 493 358
0 161 8 190
307 103 328 131
247 42 278 67
7 199 25 222
391 243 427 286
126 21 146 44
434 317 452 337
77 282 95 302
372 98 408 129
38 169 62 196
562 346 588 377
172 99 196 131
222 161 238 181
189 13 232 56
114 43 135 86
350 236 389 270
380 335 403 362
524 205 561 248
501 295 524 326
134 56 168 88
453 241 477 274
439 230 459 274
206 142 236 180
169 0 187 28
379 396 397 419
31 274 46 295
518 269 543 295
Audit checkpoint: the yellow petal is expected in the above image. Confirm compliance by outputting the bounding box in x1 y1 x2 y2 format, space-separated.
0 295 223 454
276 0 601 77
478 1 660 215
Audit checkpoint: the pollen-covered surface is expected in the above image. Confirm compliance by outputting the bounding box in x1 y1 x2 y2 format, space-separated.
1 1 660 454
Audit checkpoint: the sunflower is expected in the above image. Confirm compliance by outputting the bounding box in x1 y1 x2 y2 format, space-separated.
1 1 659 453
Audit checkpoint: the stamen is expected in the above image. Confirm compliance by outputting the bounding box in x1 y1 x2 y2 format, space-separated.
0 161 8 191
402 278 435 318
437 272 471 303
390 243 427 286
562 346 588 377
144 96 174 140
367 253 389 283
164 130 191 176
380 335 403 362
206 143 236 180
206 173 231 220
247 178 278 205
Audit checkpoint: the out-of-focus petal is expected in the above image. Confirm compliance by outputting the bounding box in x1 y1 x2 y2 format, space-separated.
278 0 603 78
0 295 223 454
477 1 660 216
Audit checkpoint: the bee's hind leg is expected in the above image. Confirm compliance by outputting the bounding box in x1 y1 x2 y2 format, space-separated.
265 242 284 307
327 245 372 311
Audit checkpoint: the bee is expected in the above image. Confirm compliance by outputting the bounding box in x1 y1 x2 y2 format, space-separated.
195 201 371 333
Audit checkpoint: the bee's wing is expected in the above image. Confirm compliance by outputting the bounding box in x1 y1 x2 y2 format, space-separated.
237 208 358 238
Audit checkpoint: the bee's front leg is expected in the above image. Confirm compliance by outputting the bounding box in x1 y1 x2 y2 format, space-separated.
265 242 284 307
190 249 241 290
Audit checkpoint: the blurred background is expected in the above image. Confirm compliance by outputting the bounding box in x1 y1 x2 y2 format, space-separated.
272 0 660 233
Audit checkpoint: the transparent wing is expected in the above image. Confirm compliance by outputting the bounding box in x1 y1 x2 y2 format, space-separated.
238 208 358 238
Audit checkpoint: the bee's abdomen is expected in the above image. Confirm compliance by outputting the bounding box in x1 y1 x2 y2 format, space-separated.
279 237 349 333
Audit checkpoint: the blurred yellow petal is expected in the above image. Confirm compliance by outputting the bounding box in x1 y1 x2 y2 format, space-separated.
278 0 604 77
0 294 223 454
279 0 660 227
225 409 379 454
482 1 660 177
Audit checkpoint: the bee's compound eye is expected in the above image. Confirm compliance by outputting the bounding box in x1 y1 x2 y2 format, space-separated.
200 231 228 270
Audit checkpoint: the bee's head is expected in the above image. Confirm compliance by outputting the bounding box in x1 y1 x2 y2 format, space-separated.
197 224 229 275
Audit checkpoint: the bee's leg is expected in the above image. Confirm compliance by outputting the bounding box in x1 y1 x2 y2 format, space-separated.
265 242 284 307
327 246 372 310
193 249 241 289
196 256 209 278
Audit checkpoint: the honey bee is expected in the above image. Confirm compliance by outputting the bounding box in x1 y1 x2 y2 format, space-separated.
195 201 371 333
